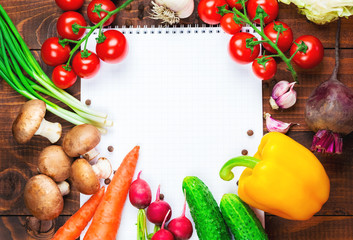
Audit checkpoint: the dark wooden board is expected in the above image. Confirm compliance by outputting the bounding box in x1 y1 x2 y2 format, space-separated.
0 0 352 239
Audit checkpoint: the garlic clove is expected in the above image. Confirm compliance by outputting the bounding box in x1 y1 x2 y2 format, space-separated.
264 113 294 134
270 81 297 109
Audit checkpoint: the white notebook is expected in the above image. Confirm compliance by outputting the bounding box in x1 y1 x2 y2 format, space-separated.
80 26 263 239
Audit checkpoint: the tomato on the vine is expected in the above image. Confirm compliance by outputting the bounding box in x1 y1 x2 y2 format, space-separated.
263 21 293 53
87 0 117 26
96 30 128 64
220 13 242 35
226 0 243 10
57 11 87 41
247 0 278 24
252 56 277 80
55 0 84 11
72 50 101 79
52 65 77 89
198 0 228 25
229 32 260 64
290 35 324 69
41 37 71 67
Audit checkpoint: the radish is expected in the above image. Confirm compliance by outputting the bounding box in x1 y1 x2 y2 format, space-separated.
151 210 174 240
147 185 172 225
129 171 152 209
167 191 193 240
305 19 353 154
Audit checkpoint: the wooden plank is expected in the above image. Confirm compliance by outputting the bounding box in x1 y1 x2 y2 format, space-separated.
1 1 353 50
0 50 80 215
263 49 353 132
266 215 353 240
0 216 70 240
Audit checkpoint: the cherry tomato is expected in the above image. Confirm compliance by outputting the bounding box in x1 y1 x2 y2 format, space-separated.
198 0 228 25
57 11 87 41
247 0 278 24
290 35 324 69
72 50 101 79
220 13 242 35
252 56 277 80
228 32 260 64
262 21 293 53
41 37 71 67
52 65 77 89
96 30 128 64
55 0 84 11
226 0 243 10
87 0 117 26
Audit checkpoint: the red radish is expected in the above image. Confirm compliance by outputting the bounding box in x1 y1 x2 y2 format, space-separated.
129 171 152 209
167 192 193 240
147 185 172 225
151 210 174 240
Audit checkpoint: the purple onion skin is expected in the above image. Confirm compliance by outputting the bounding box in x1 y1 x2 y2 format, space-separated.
305 78 353 135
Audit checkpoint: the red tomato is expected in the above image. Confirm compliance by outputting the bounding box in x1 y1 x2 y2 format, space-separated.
252 56 277 80
228 32 260 64
41 37 71 67
87 0 117 26
247 0 278 24
72 50 101 79
220 13 242 35
263 21 293 53
226 0 244 10
55 0 84 11
52 65 77 89
290 35 324 69
57 11 87 40
198 0 228 25
96 30 128 64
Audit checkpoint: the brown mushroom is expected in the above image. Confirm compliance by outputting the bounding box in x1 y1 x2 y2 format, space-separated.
70 157 112 195
12 100 62 144
38 145 72 182
62 124 101 161
23 174 69 220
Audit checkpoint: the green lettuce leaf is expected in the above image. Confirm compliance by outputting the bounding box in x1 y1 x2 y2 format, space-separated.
279 0 353 24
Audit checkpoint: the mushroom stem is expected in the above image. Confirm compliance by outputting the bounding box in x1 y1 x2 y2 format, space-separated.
82 147 100 161
57 181 70 196
35 118 62 143
92 157 112 179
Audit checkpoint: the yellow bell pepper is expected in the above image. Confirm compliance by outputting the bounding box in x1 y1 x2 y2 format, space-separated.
220 132 330 220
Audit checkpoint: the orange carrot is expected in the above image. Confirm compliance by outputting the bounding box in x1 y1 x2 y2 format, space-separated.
83 146 140 240
51 186 105 240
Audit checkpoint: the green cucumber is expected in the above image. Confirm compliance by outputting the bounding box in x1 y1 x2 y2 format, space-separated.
220 193 268 240
182 176 231 240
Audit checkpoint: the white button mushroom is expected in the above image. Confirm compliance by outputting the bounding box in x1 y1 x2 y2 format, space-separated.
62 124 101 161
12 100 62 144
23 174 70 220
70 157 112 195
38 145 72 182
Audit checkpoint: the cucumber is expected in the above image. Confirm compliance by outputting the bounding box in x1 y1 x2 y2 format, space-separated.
220 193 268 240
182 176 231 240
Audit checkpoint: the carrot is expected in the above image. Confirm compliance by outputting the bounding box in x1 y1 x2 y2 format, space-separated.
83 146 140 240
51 186 105 240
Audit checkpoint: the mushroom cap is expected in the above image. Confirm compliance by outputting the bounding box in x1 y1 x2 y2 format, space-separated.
23 174 64 220
70 158 100 195
12 100 46 144
38 145 72 182
62 124 101 158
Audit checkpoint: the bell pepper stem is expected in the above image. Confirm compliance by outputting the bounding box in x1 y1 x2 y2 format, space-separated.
220 156 260 181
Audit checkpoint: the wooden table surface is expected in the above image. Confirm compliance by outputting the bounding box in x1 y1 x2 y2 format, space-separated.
0 0 352 239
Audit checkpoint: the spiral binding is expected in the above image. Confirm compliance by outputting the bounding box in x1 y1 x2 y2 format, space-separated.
91 24 256 36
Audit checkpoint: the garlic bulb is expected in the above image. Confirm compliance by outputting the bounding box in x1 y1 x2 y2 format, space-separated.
270 80 297 110
150 0 194 24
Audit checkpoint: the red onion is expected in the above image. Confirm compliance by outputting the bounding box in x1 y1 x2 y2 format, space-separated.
305 19 353 154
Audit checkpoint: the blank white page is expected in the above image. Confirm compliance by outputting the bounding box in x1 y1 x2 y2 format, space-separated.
81 26 263 239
